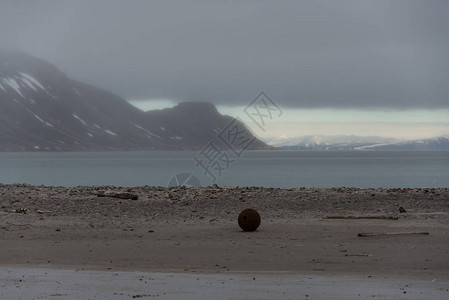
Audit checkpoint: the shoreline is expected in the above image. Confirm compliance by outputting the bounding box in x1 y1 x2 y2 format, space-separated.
1 185 448 280
2 266 448 300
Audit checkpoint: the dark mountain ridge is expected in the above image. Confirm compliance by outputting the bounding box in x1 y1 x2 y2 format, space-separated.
0 50 271 151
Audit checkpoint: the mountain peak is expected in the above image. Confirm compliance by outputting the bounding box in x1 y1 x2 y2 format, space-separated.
0 50 64 78
170 101 219 116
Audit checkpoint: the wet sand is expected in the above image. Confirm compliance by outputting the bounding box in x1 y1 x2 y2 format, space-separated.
1 266 448 299
1 185 448 298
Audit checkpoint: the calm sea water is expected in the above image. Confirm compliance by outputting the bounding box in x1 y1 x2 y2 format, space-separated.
0 151 448 188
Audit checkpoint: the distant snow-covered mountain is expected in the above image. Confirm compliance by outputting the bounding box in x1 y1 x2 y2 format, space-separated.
269 135 400 150
357 136 449 150
269 135 449 150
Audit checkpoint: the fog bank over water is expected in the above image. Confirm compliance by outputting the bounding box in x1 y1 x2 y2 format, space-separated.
128 100 449 140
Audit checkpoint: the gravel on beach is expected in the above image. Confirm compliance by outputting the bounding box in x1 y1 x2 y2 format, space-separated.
1 184 448 226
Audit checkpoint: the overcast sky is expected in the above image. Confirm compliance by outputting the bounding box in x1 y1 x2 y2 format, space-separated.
1 0 448 110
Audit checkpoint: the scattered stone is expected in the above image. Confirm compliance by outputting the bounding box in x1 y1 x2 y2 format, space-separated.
0 185 448 229
399 207 407 213
13 208 27 214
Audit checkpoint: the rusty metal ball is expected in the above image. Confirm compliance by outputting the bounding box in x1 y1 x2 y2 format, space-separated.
238 208 261 231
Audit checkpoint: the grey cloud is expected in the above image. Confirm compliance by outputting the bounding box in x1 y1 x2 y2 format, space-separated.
1 0 448 109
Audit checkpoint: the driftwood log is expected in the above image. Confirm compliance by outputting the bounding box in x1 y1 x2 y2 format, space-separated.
358 232 429 237
96 191 138 200
324 215 398 220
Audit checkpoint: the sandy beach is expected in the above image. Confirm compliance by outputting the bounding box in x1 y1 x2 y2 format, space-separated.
1 185 448 298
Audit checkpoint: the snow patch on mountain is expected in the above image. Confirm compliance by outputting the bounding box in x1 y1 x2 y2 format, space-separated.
19 73 45 91
0 73 47 97
170 136 183 140
73 114 88 126
21 78 38 91
105 129 117 136
2 77 25 97
354 142 399 150
131 123 162 139
26 108 54 127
